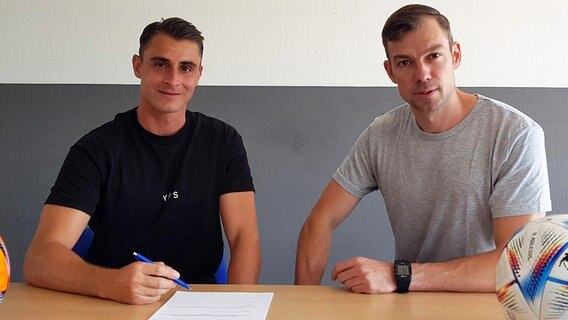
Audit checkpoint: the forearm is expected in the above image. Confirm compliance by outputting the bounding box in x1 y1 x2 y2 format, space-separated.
410 249 500 292
295 219 333 285
23 240 113 298
227 234 261 284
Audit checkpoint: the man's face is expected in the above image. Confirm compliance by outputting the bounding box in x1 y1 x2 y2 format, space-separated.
132 33 203 116
383 17 461 115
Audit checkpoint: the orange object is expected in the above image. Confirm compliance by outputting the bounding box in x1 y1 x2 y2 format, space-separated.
0 234 10 302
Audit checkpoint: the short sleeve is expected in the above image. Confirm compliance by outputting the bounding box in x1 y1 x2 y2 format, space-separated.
220 128 255 194
333 126 378 199
489 124 552 217
45 140 102 216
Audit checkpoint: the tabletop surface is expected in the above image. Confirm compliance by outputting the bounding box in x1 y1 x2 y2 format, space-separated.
1 283 506 319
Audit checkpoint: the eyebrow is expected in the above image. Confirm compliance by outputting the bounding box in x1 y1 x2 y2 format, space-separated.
149 56 199 68
391 44 445 61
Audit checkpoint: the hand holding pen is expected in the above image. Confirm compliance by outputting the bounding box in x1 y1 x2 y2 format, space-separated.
133 252 191 290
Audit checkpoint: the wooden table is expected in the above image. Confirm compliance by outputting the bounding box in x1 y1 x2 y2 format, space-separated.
1 283 505 319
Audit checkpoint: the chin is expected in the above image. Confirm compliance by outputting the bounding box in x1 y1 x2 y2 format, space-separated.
410 102 444 113
155 101 187 112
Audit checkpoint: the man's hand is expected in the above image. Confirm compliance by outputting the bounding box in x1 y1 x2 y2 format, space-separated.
331 257 396 293
103 261 179 304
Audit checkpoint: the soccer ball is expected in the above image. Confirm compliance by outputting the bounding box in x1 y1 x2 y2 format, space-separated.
496 214 568 319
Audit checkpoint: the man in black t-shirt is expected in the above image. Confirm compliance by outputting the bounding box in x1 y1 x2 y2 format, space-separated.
23 17 261 305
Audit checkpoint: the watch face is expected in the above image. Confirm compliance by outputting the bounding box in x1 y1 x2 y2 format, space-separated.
396 264 411 276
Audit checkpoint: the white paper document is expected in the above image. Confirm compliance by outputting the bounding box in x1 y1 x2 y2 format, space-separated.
149 291 274 320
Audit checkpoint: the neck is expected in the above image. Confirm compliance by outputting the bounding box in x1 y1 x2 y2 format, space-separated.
136 106 186 136
414 90 477 133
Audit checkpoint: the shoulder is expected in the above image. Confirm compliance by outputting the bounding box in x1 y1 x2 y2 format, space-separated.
189 111 242 140
475 95 542 134
74 108 134 150
367 104 411 133
345 104 411 153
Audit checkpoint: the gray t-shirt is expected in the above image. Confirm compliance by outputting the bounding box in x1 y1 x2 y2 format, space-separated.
333 95 551 262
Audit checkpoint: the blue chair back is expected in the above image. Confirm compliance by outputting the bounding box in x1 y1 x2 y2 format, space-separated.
214 251 228 284
72 227 229 284
72 226 94 258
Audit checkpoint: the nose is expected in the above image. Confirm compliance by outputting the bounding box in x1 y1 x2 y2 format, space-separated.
414 62 431 83
164 68 181 86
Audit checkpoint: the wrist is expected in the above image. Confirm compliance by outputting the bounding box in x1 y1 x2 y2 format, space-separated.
93 266 115 299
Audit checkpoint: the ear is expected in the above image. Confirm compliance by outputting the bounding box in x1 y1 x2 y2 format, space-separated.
383 60 397 84
191 64 204 86
132 54 142 79
451 41 462 69
197 64 204 81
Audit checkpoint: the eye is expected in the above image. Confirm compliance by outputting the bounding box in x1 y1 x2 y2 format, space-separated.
181 65 193 73
153 61 167 69
397 60 411 68
429 53 441 60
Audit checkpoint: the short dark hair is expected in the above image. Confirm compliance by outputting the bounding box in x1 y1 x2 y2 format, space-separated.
139 17 204 57
381 4 453 58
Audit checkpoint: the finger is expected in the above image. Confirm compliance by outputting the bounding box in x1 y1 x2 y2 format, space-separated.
335 266 361 284
342 276 367 291
134 281 174 299
131 263 179 290
332 257 367 281
347 274 395 294
332 256 367 277
139 275 176 295
331 260 353 280
140 262 181 281
350 282 374 294
126 291 164 305
333 257 358 271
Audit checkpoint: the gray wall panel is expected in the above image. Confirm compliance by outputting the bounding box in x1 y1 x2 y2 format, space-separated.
1 84 566 285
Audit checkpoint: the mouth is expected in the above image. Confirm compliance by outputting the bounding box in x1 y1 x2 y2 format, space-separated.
414 88 437 97
158 90 181 96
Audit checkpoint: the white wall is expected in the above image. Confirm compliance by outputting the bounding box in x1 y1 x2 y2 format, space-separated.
2 0 567 87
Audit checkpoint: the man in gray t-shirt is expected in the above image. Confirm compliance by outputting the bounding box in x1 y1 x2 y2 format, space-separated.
295 4 551 294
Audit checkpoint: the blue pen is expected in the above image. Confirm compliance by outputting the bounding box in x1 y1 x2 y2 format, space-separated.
132 252 191 290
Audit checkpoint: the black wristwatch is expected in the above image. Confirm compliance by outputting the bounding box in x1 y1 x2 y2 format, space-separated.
394 260 412 293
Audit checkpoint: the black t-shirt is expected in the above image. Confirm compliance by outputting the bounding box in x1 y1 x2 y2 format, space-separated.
46 108 254 283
